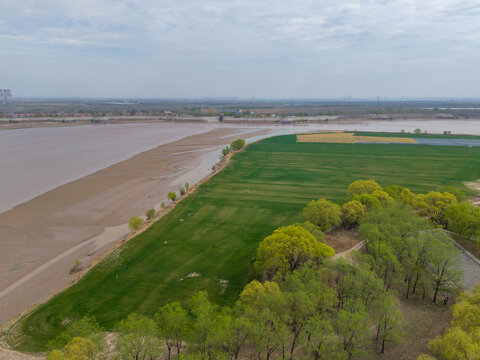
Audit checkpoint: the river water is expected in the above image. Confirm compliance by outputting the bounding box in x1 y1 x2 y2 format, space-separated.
1 119 479 214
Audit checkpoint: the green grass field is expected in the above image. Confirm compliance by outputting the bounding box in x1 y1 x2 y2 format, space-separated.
12 134 480 351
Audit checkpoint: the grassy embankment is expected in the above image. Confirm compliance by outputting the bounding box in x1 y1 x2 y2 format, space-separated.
12 134 480 351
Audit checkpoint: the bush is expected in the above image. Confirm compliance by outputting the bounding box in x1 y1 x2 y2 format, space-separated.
185 182 190 190
129 216 143 231
230 138 246 151
69 259 82 274
145 208 155 221
179 187 186 196
168 191 177 201
414 128 422 134
160 201 165 209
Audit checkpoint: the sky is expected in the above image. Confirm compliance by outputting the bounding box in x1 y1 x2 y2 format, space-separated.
0 0 479 98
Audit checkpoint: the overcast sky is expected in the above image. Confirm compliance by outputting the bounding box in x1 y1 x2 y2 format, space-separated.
1 0 479 98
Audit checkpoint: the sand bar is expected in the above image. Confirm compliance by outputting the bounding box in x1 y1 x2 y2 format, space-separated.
0 127 269 325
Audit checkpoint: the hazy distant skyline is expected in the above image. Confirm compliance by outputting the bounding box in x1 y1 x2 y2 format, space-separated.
1 1 479 98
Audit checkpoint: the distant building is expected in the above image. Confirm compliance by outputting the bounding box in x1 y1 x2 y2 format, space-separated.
1 89 12 103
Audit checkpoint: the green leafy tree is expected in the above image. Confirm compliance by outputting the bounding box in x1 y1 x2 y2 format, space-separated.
254 225 334 278
437 185 466 202
305 317 346 360
414 128 422 134
185 182 190 190
47 317 104 351
230 139 246 151
429 326 480 360
351 193 381 209
303 198 342 232
425 231 462 302
348 179 382 196
373 293 404 353
47 337 103 360
341 200 366 228
145 208 155 221
414 191 457 225
116 313 159 360
155 302 189 359
168 191 177 201
180 186 186 195
189 291 219 359
293 221 325 242
239 280 280 305
336 308 372 360
445 202 480 240
129 216 143 231
383 185 416 205
214 307 250 360
222 146 230 157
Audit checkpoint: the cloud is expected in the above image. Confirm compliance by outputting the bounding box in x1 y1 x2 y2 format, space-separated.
0 0 479 97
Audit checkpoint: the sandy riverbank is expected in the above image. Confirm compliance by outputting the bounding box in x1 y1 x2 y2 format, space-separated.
0 127 270 326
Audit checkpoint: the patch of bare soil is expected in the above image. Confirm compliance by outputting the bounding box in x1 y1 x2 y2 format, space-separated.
0 347 44 360
373 289 452 360
324 228 361 253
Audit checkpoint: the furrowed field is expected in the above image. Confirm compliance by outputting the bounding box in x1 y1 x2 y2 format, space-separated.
12 134 480 351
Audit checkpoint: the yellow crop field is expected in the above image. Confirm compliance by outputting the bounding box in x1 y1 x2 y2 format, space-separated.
297 133 418 144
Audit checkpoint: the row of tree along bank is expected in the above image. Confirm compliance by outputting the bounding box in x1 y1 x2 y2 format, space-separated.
45 180 477 360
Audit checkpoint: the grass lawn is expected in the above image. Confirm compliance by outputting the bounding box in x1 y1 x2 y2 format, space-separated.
12 134 480 351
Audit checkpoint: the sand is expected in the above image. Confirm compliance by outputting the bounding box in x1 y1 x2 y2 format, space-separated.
0 127 269 326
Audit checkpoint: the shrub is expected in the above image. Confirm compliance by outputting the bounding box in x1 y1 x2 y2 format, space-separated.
414 128 422 134
185 182 190 190
222 146 230 157
168 191 177 201
160 201 165 209
179 187 186 196
69 259 82 274
145 208 156 221
129 216 143 231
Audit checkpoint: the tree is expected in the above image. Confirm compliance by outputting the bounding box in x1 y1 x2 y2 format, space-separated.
305 317 346 360
414 128 422 134
445 202 480 241
383 185 416 205
47 317 104 351
116 313 159 360
293 221 325 242
414 191 457 225
336 308 372 360
303 198 342 232
429 326 480 360
168 191 177 201
185 182 190 191
230 139 245 151
145 208 155 221
425 231 462 302
129 216 143 231
47 337 103 360
180 186 186 196
244 291 287 360
348 180 382 196
428 284 480 359
222 146 230 157
438 185 466 202
254 225 334 278
341 200 366 228
214 307 250 360
373 293 404 353
351 193 381 209
189 291 219 359
239 280 280 305
155 302 189 359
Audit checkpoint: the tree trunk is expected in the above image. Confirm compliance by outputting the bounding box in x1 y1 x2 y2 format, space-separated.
381 339 385 353
433 283 440 303
405 279 411 299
